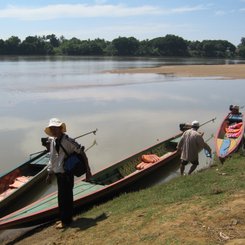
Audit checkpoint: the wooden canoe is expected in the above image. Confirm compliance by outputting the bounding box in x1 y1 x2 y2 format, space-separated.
0 150 49 216
215 111 244 161
0 133 182 230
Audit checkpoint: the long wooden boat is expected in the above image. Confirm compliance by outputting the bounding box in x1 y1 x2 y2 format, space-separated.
0 133 182 230
0 150 49 216
215 108 244 162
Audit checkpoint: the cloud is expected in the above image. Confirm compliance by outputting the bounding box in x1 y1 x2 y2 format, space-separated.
0 4 160 20
52 22 189 40
215 9 237 16
170 5 207 14
215 10 226 16
0 3 206 21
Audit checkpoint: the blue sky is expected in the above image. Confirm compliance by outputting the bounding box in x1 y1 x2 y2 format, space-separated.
0 0 244 46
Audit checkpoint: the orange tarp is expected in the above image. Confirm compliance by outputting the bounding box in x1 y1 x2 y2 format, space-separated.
225 122 243 138
136 154 160 170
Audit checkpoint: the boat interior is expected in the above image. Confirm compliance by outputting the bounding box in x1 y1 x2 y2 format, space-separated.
0 164 46 201
89 139 178 185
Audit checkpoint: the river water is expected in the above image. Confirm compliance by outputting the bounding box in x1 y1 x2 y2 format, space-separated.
1 56 245 174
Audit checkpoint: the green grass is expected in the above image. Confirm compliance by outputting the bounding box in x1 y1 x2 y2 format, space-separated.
83 152 244 220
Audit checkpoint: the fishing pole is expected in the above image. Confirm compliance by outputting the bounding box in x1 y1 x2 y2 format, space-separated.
30 129 98 158
205 134 214 143
199 117 216 127
180 117 216 132
74 128 98 140
29 150 47 158
85 139 97 153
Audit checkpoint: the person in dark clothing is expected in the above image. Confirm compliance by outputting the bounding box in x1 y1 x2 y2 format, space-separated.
45 118 91 229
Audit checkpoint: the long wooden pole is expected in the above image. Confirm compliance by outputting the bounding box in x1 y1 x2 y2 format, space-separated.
199 117 216 127
74 128 98 140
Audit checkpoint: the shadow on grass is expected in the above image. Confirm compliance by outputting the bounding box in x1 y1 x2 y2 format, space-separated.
71 212 108 230
5 213 108 245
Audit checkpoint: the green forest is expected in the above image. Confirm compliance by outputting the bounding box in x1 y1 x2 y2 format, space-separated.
1 34 245 58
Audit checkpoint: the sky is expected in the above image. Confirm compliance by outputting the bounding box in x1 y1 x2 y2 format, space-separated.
0 0 244 46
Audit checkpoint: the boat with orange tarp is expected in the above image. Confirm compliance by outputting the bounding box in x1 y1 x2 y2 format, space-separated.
215 105 244 162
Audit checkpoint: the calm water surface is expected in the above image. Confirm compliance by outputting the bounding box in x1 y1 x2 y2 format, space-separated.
0 56 245 176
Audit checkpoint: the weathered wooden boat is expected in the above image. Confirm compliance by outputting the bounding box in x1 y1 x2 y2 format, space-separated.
0 133 182 230
215 106 244 161
0 150 49 215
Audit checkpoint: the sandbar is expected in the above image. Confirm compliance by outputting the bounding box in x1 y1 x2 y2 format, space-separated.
109 64 245 79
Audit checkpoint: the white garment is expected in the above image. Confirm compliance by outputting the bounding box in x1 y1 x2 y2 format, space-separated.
47 134 83 174
177 128 211 162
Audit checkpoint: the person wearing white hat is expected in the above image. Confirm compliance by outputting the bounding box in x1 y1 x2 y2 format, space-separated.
177 120 212 175
45 118 92 229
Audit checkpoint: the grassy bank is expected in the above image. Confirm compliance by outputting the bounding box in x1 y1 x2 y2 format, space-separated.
5 154 245 245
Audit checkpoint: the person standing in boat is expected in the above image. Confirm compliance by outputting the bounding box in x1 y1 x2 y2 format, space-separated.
177 120 212 176
44 118 92 229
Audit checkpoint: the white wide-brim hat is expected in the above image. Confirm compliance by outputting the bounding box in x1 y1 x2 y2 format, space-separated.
44 118 66 136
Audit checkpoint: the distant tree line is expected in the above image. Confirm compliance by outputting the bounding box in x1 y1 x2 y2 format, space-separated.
0 34 245 58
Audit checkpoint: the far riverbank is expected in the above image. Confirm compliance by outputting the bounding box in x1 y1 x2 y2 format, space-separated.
109 63 245 79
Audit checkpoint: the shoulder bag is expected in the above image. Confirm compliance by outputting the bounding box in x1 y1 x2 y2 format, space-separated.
60 143 88 177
